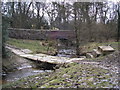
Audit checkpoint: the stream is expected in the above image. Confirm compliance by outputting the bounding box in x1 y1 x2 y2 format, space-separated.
2 46 76 85
2 47 119 88
2 55 53 84
57 45 76 58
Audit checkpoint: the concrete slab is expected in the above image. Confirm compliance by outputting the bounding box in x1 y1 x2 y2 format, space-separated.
98 46 115 52
6 45 85 64
21 49 33 54
98 46 115 55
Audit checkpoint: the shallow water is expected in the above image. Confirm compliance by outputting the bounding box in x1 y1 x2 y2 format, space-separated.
2 45 76 85
2 56 52 84
57 47 76 58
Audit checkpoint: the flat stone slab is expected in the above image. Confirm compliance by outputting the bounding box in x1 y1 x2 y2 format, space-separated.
98 46 115 55
98 46 115 52
6 45 85 64
21 49 33 54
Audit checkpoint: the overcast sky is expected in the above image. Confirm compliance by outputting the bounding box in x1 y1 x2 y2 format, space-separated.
2 0 120 3
2 0 119 25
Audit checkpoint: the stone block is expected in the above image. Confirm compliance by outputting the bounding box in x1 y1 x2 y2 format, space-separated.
92 49 101 57
86 53 94 58
98 46 115 55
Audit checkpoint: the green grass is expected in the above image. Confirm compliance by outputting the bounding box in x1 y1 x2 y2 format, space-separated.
3 39 119 88
3 62 118 88
81 41 120 53
7 38 119 55
6 38 57 54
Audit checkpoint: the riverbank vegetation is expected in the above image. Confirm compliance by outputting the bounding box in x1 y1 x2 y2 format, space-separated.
2 1 120 55
7 38 120 56
2 1 120 89
80 41 120 53
6 38 57 55
3 51 119 88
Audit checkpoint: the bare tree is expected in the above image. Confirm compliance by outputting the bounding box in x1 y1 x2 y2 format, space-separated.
117 2 120 42
73 2 80 56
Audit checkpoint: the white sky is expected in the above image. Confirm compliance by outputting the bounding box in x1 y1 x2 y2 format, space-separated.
2 0 119 25
2 0 120 3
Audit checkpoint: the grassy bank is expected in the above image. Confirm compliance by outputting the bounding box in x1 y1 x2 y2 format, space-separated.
6 38 57 55
80 41 120 53
3 61 118 88
3 39 119 88
7 38 119 55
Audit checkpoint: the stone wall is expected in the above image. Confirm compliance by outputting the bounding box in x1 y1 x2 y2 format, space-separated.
8 28 47 40
8 28 75 40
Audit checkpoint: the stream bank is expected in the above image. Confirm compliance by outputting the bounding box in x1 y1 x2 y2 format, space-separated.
2 51 119 88
2 44 82 85
2 40 119 88
2 51 54 85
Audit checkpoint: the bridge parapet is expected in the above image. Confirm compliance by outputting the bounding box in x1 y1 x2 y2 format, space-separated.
8 28 75 40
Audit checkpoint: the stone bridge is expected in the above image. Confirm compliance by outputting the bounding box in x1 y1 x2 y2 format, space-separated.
8 28 75 40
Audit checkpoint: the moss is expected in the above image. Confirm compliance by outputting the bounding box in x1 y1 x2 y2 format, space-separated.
49 79 61 84
96 81 110 87
67 62 78 66
65 83 72 87
88 84 97 88
41 84 63 88
87 81 94 86
103 75 111 79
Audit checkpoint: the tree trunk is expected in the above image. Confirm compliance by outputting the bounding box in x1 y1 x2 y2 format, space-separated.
74 3 80 56
117 4 120 42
